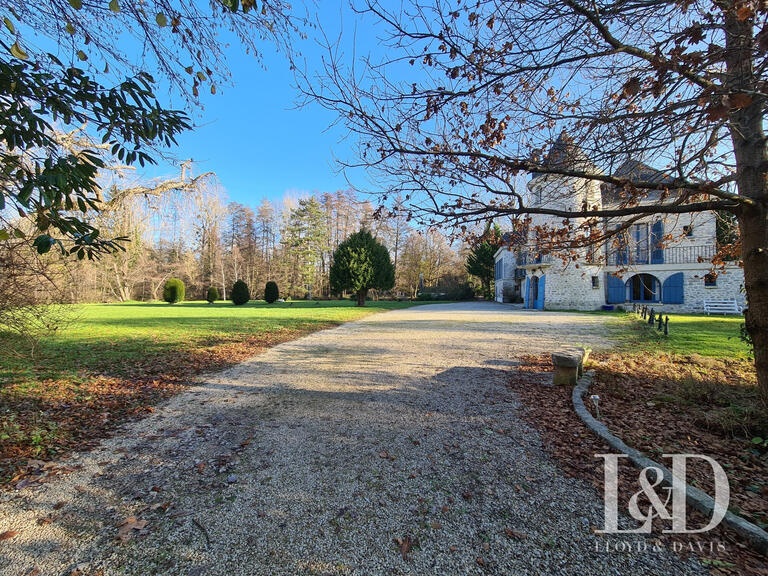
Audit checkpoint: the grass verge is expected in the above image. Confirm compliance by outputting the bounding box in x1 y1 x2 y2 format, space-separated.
0 299 433 485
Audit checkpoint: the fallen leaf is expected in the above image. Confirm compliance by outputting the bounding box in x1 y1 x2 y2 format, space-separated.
0 530 19 541
394 534 414 560
504 528 527 540
116 517 148 542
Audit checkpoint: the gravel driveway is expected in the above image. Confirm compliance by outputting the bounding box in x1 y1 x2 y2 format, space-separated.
0 302 704 575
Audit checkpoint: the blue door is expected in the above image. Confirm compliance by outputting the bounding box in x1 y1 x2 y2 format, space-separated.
606 274 626 304
662 272 684 304
534 275 546 309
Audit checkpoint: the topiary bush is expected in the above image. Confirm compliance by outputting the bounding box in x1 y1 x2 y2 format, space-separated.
264 281 279 304
163 278 185 304
206 286 220 304
231 280 250 306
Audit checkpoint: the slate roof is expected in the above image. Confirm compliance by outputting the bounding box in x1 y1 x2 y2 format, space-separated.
602 159 674 205
530 133 597 180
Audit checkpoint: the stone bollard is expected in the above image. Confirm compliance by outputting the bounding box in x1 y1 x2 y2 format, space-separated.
552 349 585 386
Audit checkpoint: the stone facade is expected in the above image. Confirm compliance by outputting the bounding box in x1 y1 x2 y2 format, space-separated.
493 145 745 312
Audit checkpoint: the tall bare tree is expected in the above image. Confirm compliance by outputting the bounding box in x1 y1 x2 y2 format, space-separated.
301 0 768 404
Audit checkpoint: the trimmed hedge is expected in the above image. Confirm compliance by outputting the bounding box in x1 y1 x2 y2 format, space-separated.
264 281 279 304
206 286 220 304
163 278 185 304
231 280 250 306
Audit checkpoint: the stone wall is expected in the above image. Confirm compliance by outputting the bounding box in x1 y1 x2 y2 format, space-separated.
491 172 743 312
494 248 521 303
539 263 606 310
607 265 745 313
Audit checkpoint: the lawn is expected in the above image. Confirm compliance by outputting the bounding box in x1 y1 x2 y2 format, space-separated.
609 310 753 360
0 299 433 484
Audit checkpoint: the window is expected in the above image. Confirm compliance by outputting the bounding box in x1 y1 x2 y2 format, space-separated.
591 276 600 289
704 273 717 287
683 225 694 237
631 223 649 264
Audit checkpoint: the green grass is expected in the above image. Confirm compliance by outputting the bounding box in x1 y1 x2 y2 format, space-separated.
0 299 445 475
616 311 752 360
0 299 432 386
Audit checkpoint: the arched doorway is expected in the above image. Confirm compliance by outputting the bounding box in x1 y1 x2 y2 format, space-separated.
626 273 660 303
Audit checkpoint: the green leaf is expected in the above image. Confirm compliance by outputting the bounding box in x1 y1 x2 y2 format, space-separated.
13 228 25 238
0 229 9 241
33 235 53 254
752 437 765 444
66 21 76 35
9 41 28 60
77 50 87 61
3 17 14 33
155 12 167 27
69 0 82 9
109 0 120 12
196 71 206 81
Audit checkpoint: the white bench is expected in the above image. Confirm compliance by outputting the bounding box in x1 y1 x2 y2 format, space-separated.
703 299 743 315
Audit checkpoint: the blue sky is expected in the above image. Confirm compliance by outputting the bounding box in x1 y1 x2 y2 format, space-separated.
147 2 375 206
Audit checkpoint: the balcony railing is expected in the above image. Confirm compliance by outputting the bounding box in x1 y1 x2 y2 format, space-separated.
516 251 553 267
606 244 716 266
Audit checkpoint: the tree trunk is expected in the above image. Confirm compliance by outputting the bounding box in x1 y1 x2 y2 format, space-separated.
725 9 768 405
356 288 368 307
741 209 768 406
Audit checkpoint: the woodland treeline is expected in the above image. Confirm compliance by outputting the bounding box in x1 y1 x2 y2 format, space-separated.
1 168 471 304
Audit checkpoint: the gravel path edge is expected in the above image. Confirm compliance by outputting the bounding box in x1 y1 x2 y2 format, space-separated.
573 373 768 556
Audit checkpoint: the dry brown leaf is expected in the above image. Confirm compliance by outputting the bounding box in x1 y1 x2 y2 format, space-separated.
0 530 19 541
504 528 527 540
394 534 414 560
116 517 148 542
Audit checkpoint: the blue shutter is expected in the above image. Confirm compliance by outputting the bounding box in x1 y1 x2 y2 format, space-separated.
535 275 546 309
606 274 626 304
651 220 665 264
662 272 684 304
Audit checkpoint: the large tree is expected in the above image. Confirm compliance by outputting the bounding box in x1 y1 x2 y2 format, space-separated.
302 0 768 404
466 224 502 299
330 229 394 306
1 0 299 256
